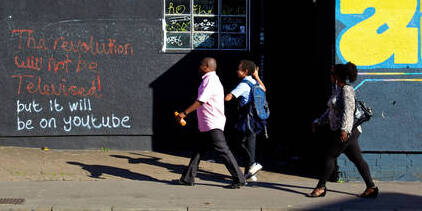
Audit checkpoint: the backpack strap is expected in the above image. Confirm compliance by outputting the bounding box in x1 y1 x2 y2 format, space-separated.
237 79 255 112
240 79 256 105
241 79 255 89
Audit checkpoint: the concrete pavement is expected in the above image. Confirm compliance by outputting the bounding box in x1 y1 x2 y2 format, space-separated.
0 147 421 210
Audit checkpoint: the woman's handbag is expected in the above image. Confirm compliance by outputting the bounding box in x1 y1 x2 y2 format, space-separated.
353 100 373 129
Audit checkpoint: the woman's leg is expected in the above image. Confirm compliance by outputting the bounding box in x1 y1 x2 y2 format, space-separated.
343 129 375 188
316 130 349 188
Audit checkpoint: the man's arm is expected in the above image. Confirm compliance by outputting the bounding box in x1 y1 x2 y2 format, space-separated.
177 100 203 120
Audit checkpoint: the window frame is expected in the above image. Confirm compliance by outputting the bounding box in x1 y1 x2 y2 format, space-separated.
162 0 250 52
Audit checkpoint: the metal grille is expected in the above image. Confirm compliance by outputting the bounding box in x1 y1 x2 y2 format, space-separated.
0 198 25 205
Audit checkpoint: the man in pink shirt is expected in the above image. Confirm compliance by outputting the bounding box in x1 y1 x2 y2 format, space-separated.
176 57 246 189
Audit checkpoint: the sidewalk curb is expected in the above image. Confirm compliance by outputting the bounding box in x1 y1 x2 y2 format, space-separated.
0 208 277 211
0 207 293 211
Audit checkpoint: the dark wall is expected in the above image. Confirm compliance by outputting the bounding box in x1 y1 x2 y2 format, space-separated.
151 0 264 151
0 0 167 149
0 0 264 150
262 0 334 175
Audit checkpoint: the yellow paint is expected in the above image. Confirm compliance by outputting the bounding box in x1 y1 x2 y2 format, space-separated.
339 0 418 66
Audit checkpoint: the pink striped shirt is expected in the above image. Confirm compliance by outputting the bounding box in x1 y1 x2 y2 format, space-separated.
196 71 226 132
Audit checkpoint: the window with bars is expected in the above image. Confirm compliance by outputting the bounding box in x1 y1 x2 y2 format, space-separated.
163 0 249 51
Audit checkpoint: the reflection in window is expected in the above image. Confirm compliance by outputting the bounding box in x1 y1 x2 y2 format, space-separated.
221 17 246 33
166 16 191 32
222 0 246 15
166 33 191 49
194 17 218 31
194 0 218 15
221 34 246 49
165 0 190 14
193 33 218 49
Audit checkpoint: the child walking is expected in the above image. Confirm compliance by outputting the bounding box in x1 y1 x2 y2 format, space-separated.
225 60 267 182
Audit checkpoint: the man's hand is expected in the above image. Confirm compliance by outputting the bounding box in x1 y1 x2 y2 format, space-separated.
176 112 186 122
225 93 233 101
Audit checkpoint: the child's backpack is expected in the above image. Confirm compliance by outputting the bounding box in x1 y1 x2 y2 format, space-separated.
242 80 270 120
234 80 270 138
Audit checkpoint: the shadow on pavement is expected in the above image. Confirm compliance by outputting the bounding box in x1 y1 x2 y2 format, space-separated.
108 153 232 185
66 161 166 183
307 192 422 210
248 182 356 197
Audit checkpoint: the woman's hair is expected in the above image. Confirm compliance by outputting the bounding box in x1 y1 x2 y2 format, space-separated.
334 62 358 83
239 60 256 76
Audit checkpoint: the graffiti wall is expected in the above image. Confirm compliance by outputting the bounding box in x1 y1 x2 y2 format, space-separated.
0 0 173 149
336 0 422 181
0 0 258 150
0 20 158 136
9 29 133 133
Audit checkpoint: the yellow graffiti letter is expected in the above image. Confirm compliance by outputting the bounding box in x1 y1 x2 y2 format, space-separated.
339 0 418 66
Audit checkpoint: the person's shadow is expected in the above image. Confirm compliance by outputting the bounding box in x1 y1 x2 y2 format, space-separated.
248 181 356 196
67 156 363 196
109 153 232 186
109 153 363 195
67 161 168 183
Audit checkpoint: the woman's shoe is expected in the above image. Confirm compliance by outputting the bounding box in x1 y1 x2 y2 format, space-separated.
306 187 327 197
359 187 379 198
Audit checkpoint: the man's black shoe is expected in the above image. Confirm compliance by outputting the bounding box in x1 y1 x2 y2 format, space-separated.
173 179 194 186
224 182 246 189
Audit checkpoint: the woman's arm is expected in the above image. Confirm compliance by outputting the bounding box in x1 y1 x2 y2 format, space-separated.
340 86 355 141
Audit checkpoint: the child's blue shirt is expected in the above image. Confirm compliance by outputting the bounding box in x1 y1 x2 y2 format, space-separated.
230 76 257 107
